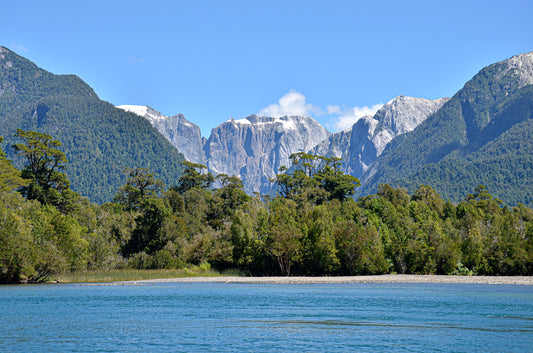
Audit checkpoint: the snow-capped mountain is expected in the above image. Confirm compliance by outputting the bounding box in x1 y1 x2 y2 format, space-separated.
204 115 331 194
117 106 330 194
313 95 449 178
117 105 206 165
116 53 533 205
119 97 447 195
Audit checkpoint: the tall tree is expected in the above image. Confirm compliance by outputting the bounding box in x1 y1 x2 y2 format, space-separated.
207 174 250 229
273 153 360 204
174 161 214 194
122 197 171 257
267 198 303 276
12 129 77 213
114 167 164 210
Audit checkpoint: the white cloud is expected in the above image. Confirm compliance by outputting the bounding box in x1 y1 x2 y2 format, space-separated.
258 90 321 118
326 105 342 114
329 103 383 131
258 90 384 132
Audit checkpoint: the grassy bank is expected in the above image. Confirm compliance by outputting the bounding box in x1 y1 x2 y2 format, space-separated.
50 267 244 284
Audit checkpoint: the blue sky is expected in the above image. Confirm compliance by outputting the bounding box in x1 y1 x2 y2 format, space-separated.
2 0 532 136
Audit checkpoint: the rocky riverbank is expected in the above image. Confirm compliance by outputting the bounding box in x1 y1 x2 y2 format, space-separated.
129 275 533 285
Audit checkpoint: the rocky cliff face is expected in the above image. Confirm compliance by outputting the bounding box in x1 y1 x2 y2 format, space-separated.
493 52 533 90
117 105 206 165
313 95 449 178
115 107 331 194
118 97 447 194
204 115 330 194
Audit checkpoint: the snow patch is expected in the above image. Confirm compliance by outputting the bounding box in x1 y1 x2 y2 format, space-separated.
277 117 297 130
229 116 297 130
117 105 149 117
117 105 168 123
229 118 252 125
498 52 533 89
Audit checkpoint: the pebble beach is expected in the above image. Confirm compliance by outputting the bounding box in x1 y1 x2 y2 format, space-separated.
125 275 533 285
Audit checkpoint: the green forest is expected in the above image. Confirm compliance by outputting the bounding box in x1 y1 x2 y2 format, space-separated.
359 70 533 207
1 131 532 284
0 46 186 204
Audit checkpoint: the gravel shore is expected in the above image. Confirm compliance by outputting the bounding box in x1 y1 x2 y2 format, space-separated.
128 275 533 285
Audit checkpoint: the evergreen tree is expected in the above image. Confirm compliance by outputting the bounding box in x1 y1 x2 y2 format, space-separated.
12 129 77 213
114 167 164 210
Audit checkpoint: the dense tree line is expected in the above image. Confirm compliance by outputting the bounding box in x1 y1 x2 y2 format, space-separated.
1 131 532 283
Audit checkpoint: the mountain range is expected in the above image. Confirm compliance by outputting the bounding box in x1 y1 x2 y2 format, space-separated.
117 106 331 194
312 95 449 179
1 46 532 206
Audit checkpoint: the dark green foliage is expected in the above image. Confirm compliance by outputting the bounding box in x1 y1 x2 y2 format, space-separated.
2 148 533 282
207 174 250 230
273 152 360 205
0 47 184 203
114 167 164 210
174 161 214 194
13 129 77 213
266 198 303 276
361 58 533 207
122 197 171 257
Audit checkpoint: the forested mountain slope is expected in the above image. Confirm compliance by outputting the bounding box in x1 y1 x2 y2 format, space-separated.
360 52 533 206
0 47 185 203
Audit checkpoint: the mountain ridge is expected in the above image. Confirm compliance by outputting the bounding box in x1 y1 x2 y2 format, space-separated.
204 114 331 194
0 46 185 203
3 46 533 205
312 95 449 179
117 51 533 205
117 105 206 165
360 51 533 205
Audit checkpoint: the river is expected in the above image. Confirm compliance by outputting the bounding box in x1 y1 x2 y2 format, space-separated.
1 282 532 352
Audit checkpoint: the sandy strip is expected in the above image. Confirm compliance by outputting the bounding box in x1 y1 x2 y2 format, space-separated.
123 275 533 286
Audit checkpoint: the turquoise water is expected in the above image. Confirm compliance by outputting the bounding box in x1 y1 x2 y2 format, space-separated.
1 282 532 352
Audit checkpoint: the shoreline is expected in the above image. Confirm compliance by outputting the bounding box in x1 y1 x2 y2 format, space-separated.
118 275 533 286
